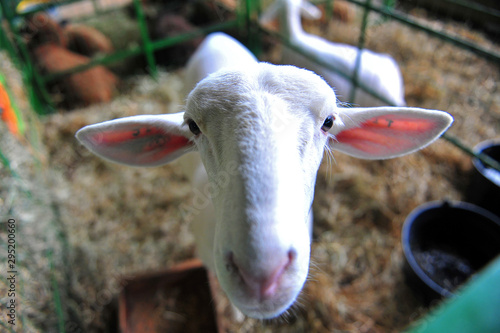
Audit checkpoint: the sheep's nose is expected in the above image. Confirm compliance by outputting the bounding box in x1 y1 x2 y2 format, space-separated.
227 250 296 299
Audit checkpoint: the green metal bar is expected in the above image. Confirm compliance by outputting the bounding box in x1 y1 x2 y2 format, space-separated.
237 0 246 33
253 0 264 56
1 0 58 113
404 0 500 22
254 0 263 19
0 0 16 19
3 8 54 112
0 2 52 114
452 0 500 15
245 0 252 30
244 0 255 52
343 0 500 65
243 0 262 56
12 33 54 111
442 133 500 172
349 0 371 103
325 0 334 21
0 6 19 64
133 0 157 77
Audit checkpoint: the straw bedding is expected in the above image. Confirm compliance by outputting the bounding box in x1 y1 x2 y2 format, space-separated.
1 2 498 332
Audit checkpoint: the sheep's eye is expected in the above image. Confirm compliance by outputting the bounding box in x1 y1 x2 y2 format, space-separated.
188 119 201 135
321 115 335 132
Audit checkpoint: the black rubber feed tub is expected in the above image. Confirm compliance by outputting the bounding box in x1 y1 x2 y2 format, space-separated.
402 201 500 304
468 139 500 217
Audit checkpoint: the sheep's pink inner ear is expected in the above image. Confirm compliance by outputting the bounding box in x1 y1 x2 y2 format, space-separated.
334 115 441 158
85 125 191 166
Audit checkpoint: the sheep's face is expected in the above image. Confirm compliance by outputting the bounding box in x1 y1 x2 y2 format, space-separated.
185 63 338 318
76 62 452 320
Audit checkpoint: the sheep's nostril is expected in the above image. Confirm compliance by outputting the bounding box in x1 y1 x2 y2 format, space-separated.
228 249 296 300
287 248 297 263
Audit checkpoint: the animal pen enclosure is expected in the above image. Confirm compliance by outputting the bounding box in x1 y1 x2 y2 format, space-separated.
0 0 499 332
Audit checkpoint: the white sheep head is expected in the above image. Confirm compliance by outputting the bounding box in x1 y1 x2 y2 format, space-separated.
76 63 452 319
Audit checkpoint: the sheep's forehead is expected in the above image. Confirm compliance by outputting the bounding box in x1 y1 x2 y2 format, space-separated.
187 63 335 124
257 63 335 103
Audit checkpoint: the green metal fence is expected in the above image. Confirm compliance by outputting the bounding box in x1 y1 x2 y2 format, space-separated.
0 0 499 171
0 0 248 114
1 0 499 110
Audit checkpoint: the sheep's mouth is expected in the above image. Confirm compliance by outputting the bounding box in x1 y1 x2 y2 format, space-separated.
232 283 301 319
236 298 296 319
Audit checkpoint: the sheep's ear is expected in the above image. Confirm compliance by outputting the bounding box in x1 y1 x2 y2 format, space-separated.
329 107 453 159
301 1 322 20
76 112 195 167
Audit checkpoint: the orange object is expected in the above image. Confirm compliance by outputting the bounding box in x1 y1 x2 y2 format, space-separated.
34 44 119 106
0 81 22 138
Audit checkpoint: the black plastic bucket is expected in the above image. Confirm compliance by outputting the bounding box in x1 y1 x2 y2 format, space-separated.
402 201 500 304
467 140 500 217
